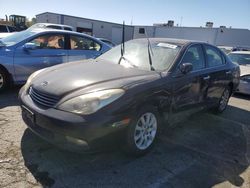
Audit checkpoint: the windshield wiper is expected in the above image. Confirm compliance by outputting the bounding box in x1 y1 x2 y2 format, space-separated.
119 56 138 68
146 37 156 71
118 21 125 65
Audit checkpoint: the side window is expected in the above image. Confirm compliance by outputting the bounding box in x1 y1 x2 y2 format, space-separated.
205 45 224 67
70 35 101 51
64 27 73 31
46 25 62 30
0 25 8 32
181 45 205 71
8 26 17 32
29 34 65 49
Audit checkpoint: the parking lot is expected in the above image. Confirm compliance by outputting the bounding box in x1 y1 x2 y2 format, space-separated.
0 87 250 188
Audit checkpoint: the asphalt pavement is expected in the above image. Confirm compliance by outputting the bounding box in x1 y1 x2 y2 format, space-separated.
0 86 250 188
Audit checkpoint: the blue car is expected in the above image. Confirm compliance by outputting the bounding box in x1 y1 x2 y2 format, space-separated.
0 28 111 91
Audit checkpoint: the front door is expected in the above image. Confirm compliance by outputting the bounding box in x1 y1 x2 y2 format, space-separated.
172 44 209 112
13 33 68 82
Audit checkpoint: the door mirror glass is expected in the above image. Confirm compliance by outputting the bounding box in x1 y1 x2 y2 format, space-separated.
23 43 37 50
179 63 193 74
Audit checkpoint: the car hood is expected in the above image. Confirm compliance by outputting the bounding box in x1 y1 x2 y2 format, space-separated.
240 65 250 76
31 59 159 96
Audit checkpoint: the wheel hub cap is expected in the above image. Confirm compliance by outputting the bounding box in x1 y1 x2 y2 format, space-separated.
134 112 157 150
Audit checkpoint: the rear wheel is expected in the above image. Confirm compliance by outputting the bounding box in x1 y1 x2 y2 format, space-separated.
214 86 231 113
0 69 8 92
124 106 159 156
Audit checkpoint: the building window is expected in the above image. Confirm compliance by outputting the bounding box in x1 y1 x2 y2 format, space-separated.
139 28 145 34
76 27 93 36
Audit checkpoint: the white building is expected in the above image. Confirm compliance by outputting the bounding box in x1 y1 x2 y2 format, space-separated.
36 12 250 47
134 25 250 47
36 12 134 45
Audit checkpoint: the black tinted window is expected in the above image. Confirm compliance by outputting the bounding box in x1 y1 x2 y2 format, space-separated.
29 34 65 49
46 25 62 30
64 27 73 31
8 26 17 32
70 35 101 51
205 45 224 67
0 25 8 32
181 45 205 71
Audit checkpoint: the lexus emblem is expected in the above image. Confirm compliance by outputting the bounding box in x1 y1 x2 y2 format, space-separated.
41 81 48 86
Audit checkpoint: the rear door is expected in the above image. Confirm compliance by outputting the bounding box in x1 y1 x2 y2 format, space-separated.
67 34 102 62
202 44 228 106
13 33 68 82
172 44 209 111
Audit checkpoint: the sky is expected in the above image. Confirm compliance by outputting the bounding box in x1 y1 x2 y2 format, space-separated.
0 0 249 29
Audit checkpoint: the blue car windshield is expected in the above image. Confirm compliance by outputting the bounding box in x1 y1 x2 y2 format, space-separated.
0 30 37 46
97 39 181 71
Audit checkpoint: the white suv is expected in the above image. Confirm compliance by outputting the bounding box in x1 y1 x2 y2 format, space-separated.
29 23 74 31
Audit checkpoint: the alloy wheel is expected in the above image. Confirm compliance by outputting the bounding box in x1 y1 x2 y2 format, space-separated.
134 112 157 150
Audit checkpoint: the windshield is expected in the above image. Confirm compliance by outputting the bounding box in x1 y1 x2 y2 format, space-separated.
0 30 37 46
228 53 250 65
97 40 181 71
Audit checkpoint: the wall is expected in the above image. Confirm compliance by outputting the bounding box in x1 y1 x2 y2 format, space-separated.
36 12 134 44
36 12 250 47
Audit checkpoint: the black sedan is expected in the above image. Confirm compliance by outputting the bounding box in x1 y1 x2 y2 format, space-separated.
19 38 240 156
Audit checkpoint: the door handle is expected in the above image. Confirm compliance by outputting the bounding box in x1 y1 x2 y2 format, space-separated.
203 75 210 80
226 71 232 74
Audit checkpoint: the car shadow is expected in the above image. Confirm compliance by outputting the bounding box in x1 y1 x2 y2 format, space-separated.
0 86 22 109
20 105 250 188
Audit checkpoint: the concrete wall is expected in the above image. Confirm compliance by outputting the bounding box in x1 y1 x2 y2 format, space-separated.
215 28 250 46
36 12 250 47
133 25 250 47
36 12 134 44
154 27 217 44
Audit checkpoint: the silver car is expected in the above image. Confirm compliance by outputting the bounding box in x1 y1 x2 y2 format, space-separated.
228 51 250 94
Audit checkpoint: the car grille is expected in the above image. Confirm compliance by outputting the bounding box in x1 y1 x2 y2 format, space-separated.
29 87 60 108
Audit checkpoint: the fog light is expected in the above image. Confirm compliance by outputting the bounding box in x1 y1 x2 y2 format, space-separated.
65 136 88 146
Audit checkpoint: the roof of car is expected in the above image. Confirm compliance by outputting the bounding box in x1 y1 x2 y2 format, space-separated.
133 38 204 46
27 28 92 37
229 51 250 55
31 23 73 28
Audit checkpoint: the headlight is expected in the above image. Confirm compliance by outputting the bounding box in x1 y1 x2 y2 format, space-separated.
57 89 125 115
24 69 45 90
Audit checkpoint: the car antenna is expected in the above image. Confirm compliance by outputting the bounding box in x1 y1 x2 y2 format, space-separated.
118 21 125 64
145 30 155 71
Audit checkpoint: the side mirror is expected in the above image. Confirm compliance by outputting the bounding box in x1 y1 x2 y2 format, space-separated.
179 63 193 74
23 43 37 51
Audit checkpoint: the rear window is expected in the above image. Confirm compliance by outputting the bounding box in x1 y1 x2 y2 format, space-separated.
46 25 62 30
64 27 73 31
204 45 224 67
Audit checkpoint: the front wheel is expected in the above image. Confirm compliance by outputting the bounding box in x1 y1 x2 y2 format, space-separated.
124 106 159 156
0 69 8 92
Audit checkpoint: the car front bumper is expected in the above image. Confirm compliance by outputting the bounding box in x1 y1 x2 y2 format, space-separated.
19 88 131 152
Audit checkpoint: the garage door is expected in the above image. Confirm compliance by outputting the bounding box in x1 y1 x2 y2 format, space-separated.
112 27 122 44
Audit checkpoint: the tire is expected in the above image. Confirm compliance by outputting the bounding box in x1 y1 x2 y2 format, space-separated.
0 68 8 92
214 86 231 113
124 105 159 156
